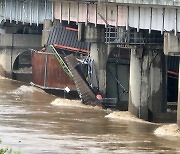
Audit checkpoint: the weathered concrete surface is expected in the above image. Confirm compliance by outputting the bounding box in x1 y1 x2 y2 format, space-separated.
178 60 180 127
0 34 41 76
0 54 6 76
42 19 52 47
0 34 41 48
178 99 180 126
90 43 108 94
129 48 166 121
84 24 105 43
85 24 108 94
164 32 180 56
0 49 13 75
148 50 167 117
0 49 33 77
128 48 148 120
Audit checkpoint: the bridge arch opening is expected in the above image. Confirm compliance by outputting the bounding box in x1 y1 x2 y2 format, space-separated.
12 50 32 82
106 47 130 110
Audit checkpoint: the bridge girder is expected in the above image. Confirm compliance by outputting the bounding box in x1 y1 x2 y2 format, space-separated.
0 0 53 26
54 1 180 34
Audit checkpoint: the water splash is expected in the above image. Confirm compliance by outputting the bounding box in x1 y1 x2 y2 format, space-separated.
105 111 151 123
154 124 180 137
51 98 88 108
13 67 32 73
0 75 6 80
51 98 101 110
8 85 42 95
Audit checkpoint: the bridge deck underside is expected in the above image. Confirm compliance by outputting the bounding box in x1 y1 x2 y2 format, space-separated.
0 0 53 25
54 1 180 34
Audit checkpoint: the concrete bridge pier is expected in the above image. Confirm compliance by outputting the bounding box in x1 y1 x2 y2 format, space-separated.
42 19 52 47
0 34 41 78
178 61 180 126
0 49 13 77
129 47 166 121
84 24 108 95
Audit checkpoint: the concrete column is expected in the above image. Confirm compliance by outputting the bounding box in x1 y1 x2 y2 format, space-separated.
149 50 167 116
129 48 148 120
177 60 180 126
129 48 166 121
42 19 52 47
90 43 108 94
84 24 107 95
0 49 11 75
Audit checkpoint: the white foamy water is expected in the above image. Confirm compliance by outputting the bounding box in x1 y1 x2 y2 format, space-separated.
154 124 180 137
0 75 6 80
8 85 43 95
51 98 90 108
51 98 101 110
105 111 152 123
13 67 32 73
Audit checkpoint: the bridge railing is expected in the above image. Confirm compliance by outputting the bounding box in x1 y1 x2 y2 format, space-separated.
105 27 163 45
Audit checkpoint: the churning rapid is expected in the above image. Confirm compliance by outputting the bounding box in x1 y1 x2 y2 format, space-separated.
0 77 180 154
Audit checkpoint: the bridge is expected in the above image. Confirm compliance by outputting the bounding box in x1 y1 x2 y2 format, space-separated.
54 0 180 34
0 0 53 25
0 0 179 125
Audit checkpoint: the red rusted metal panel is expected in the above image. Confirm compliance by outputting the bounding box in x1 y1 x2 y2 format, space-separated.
46 54 76 90
32 51 76 91
32 51 46 87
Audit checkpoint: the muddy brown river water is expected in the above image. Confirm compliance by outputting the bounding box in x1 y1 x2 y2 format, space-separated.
0 77 180 154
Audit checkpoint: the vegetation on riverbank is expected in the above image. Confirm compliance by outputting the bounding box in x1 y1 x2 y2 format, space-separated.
0 139 21 154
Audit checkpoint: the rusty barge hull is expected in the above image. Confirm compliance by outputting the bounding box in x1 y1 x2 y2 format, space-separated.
31 51 78 98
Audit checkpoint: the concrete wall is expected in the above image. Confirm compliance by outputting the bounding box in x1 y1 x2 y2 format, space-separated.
0 34 41 48
178 61 180 126
90 42 108 94
84 24 108 94
164 32 180 56
129 48 166 121
0 34 41 76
